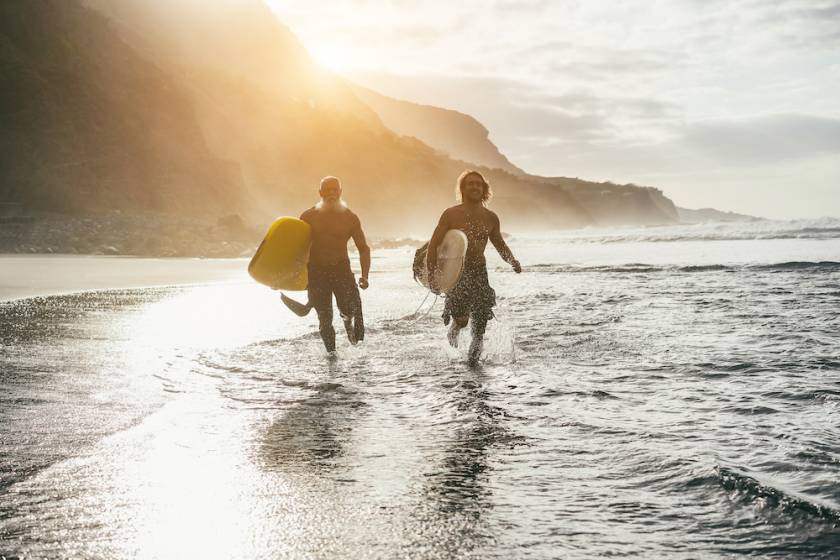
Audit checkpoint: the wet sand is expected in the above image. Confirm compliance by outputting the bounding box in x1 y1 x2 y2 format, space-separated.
0 255 249 302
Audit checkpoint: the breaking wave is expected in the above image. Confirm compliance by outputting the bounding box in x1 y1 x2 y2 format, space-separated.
540 218 840 244
712 466 840 525
518 261 840 274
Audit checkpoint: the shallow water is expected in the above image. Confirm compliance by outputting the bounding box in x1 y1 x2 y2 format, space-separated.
1 221 839 558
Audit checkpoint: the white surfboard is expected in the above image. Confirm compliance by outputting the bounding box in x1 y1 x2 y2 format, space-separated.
416 229 468 293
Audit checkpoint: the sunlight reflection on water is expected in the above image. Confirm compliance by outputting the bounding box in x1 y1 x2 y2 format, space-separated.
1 232 839 558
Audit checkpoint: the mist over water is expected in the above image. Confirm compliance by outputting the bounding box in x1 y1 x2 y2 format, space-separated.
1 220 839 558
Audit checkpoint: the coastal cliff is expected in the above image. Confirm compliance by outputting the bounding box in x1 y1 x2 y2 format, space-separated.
1 0 681 256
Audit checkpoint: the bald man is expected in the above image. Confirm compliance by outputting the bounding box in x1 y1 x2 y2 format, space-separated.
285 176 370 353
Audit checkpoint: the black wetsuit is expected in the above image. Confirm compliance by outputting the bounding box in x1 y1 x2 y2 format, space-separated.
307 259 363 351
300 207 364 352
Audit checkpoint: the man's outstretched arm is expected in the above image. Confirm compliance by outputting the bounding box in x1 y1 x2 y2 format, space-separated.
489 213 521 273
351 219 371 289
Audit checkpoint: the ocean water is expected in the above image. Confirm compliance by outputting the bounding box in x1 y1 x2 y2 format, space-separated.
1 219 839 559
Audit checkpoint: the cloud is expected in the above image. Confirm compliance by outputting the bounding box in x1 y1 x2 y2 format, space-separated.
536 92 680 120
696 0 840 53
351 72 684 145
273 0 840 216
493 0 551 12
679 113 840 165
328 20 454 44
756 0 840 28
540 113 840 174
546 47 681 81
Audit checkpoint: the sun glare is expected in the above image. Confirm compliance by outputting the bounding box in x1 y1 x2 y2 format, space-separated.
309 43 354 74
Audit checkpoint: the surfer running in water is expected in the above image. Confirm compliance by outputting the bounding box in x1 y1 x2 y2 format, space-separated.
284 176 370 354
427 170 521 366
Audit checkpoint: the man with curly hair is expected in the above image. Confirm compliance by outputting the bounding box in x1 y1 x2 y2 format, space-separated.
426 170 521 366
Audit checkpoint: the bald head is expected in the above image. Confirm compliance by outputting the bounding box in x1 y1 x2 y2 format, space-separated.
320 176 340 191
318 175 343 207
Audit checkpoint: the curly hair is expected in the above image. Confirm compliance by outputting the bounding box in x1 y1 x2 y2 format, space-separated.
455 170 493 204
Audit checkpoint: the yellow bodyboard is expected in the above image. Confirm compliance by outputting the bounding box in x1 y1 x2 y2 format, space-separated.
248 217 311 291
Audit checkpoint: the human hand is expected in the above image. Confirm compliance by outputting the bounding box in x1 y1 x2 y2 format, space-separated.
512 259 522 273
358 277 369 290
428 273 441 294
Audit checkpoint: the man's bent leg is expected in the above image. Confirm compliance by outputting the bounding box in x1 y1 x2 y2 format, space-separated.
466 266 496 367
448 316 469 348
443 293 468 348
334 267 364 345
313 301 336 352
308 270 336 353
467 310 490 367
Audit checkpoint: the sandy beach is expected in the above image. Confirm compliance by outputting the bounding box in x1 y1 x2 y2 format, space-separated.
0 255 249 302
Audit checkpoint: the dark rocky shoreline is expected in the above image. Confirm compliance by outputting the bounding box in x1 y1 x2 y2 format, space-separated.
0 212 262 258
0 212 426 258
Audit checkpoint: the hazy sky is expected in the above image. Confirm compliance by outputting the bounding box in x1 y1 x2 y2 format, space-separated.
270 0 840 218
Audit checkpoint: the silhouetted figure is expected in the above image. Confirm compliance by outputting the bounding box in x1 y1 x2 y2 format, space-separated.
289 176 370 353
427 170 521 366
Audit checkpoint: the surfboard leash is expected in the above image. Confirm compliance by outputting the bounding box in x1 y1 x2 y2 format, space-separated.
409 289 439 323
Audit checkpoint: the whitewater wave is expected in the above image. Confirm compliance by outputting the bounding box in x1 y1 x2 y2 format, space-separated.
522 218 840 244
518 261 840 274
712 466 840 525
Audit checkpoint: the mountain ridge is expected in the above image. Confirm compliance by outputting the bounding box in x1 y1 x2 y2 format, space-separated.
0 0 246 216
2 0 682 256
677 207 761 223
350 84 525 176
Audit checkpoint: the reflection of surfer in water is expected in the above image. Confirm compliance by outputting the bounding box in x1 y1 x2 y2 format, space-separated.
427 170 521 366
283 176 370 353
